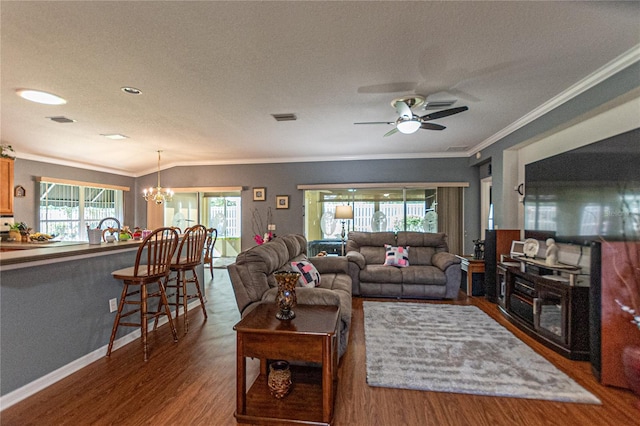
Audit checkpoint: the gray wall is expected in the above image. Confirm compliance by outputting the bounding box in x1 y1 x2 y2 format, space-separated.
135 157 480 253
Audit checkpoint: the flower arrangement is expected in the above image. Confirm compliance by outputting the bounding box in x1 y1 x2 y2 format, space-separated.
252 207 274 245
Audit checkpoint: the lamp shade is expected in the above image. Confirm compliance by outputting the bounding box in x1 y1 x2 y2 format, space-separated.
334 205 353 220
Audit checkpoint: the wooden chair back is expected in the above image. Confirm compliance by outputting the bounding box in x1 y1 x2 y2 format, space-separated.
133 227 179 278
175 224 207 266
204 228 218 261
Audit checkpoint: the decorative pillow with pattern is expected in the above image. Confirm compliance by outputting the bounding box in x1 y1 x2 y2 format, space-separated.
384 244 410 267
290 260 321 288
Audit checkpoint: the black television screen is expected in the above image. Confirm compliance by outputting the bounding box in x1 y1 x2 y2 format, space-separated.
524 128 640 245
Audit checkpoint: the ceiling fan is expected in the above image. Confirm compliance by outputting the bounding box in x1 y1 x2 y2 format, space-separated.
355 95 468 137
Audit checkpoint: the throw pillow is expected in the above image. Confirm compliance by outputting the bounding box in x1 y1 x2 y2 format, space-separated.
290 260 321 288
384 244 410 267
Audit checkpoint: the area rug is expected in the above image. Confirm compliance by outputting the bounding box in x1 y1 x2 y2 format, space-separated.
363 301 601 404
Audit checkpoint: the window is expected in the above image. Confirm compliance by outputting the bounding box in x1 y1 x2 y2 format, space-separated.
39 179 125 241
303 187 438 240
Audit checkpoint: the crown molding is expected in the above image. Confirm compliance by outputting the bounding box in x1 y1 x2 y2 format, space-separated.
472 43 640 155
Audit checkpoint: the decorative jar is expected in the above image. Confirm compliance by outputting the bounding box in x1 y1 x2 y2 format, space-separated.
274 271 299 320
268 360 292 399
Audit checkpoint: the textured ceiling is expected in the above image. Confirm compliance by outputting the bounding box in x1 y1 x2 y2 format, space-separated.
1 1 639 176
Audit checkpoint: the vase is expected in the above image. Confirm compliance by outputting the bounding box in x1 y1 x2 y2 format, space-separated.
622 345 640 408
268 360 292 399
274 271 299 320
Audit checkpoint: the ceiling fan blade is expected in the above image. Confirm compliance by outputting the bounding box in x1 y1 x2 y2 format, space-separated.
420 122 446 131
354 121 394 125
394 100 413 118
383 127 399 137
420 106 468 121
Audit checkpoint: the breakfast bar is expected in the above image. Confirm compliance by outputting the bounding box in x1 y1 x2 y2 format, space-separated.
0 240 203 400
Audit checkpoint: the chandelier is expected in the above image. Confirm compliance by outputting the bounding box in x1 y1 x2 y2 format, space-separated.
143 150 174 204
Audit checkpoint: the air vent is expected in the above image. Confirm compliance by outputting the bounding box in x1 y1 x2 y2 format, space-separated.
46 116 76 123
424 100 456 110
271 113 297 122
446 146 468 152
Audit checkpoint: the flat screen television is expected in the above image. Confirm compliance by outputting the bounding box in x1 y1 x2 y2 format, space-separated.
524 128 640 245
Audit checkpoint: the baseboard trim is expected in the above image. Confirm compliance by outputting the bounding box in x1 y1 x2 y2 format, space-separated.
0 301 201 411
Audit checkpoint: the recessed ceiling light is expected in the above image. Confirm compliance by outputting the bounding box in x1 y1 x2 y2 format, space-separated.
16 89 67 105
100 134 129 140
121 87 142 95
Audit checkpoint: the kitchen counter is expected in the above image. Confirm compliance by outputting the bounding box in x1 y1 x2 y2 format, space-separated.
0 240 142 270
1 237 203 400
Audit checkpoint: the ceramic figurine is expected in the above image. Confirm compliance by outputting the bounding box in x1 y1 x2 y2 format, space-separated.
545 238 559 265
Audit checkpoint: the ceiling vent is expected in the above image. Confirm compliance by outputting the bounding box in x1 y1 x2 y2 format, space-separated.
424 100 456 110
271 113 297 122
446 146 468 152
46 116 76 123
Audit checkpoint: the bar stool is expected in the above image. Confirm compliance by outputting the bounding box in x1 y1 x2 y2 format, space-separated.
203 228 218 279
107 227 179 361
161 224 208 333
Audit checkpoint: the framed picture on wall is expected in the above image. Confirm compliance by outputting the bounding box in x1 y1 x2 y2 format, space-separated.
253 187 266 201
276 195 289 209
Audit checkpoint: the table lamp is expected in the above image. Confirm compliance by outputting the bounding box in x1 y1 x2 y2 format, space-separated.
334 205 353 256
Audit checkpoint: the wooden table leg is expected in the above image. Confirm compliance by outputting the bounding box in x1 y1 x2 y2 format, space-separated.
322 334 333 423
236 333 246 417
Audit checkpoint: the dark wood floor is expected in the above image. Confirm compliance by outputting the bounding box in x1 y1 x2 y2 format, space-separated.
2 268 638 426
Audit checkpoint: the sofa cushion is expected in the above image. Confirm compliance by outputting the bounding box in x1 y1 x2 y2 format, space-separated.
383 245 410 267
397 232 449 266
360 264 403 283
291 260 321 287
309 255 349 275
400 265 447 285
346 231 396 265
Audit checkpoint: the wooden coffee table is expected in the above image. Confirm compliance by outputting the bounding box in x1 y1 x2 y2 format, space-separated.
234 303 340 426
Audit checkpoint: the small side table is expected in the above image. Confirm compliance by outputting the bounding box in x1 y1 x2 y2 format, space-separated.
456 255 486 296
234 303 339 426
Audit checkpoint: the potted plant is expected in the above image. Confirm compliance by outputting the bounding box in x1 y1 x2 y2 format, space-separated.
1 144 15 159
8 223 21 241
8 222 30 242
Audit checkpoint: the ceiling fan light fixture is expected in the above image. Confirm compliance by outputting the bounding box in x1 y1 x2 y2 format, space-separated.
396 118 421 134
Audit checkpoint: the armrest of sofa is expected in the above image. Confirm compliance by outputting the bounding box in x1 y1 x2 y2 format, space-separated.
309 255 349 275
432 251 461 271
345 251 366 269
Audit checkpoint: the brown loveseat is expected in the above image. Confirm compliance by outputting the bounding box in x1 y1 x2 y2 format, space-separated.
228 234 352 358
346 231 461 299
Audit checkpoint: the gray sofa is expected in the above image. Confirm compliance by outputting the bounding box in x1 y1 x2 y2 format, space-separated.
228 234 352 358
346 231 461 299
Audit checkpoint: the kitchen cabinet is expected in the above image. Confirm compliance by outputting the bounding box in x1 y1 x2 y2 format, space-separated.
0 158 14 215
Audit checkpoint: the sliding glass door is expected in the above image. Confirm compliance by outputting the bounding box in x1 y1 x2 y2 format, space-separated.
202 192 241 257
160 190 242 258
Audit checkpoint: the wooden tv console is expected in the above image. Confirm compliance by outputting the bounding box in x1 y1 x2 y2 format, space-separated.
497 258 590 360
